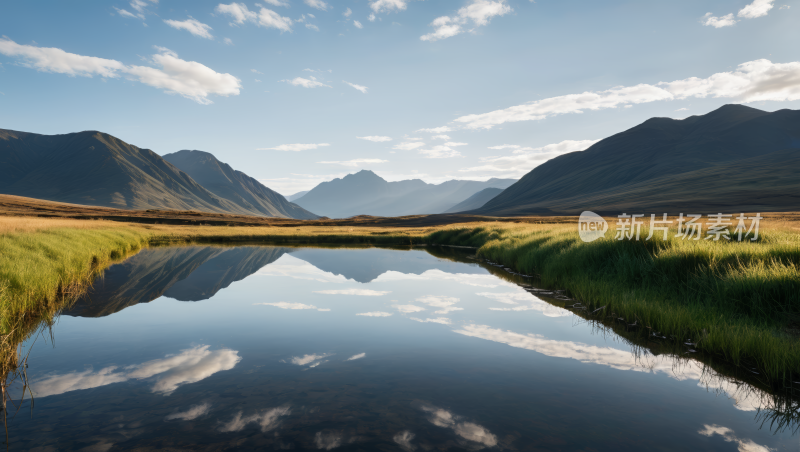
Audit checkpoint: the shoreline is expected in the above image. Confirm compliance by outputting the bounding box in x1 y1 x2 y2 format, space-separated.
1 216 799 388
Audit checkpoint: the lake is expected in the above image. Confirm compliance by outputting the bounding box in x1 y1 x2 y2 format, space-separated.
4 245 797 451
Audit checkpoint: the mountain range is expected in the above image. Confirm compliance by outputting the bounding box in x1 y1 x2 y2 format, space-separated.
444 187 504 213
0 129 316 219
293 170 516 218
476 104 800 216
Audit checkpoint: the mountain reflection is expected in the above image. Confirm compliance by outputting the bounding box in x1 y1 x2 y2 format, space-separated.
31 345 241 397
65 246 291 317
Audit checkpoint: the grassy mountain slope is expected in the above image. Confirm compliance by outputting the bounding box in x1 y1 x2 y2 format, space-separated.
294 170 515 218
163 150 317 219
445 187 504 213
478 105 800 215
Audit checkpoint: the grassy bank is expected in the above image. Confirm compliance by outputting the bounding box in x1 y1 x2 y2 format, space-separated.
1 216 799 385
430 223 800 381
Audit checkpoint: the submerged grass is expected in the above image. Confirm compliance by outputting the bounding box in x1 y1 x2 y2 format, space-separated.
0 216 799 386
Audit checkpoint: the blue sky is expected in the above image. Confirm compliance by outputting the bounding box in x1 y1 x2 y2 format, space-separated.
1 0 799 195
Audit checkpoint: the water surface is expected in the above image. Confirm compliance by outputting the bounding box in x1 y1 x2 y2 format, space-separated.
7 245 797 451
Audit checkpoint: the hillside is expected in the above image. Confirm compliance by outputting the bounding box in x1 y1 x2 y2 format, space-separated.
0 129 314 219
163 150 316 220
294 170 516 218
445 187 504 213
476 105 800 215
286 190 309 202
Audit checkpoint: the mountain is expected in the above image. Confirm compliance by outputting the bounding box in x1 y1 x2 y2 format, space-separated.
476 105 800 215
162 150 316 220
0 129 314 219
293 170 516 218
286 190 309 202
444 187 504 213
64 246 291 317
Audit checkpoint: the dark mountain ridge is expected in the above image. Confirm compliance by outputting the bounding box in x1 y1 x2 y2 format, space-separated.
0 128 315 219
477 105 800 215
163 150 316 219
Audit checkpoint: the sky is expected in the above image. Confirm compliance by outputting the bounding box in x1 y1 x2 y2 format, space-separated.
1 0 799 196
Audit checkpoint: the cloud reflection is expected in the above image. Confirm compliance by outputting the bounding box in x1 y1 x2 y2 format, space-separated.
32 345 241 397
410 317 452 325
257 301 330 311
314 289 390 296
346 353 366 361
478 291 570 317
375 270 510 288
698 424 774 452
421 404 498 448
219 406 291 432
315 431 343 450
165 402 211 421
289 353 332 366
454 324 777 412
256 255 349 283
393 430 416 451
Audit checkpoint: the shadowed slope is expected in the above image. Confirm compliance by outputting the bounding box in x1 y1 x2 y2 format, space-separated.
477 105 800 215
163 150 317 219
445 187 504 213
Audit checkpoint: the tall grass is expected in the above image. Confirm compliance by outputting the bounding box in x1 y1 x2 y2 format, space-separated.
430 223 800 380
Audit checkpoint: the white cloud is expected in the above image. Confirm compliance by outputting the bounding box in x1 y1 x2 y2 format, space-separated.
346 353 366 361
223 37 233 45
698 425 775 452
314 289 390 296
393 141 425 150
368 13 376 21
0 39 241 105
416 126 452 133
263 0 290 6
455 59 800 129
779 5 790 9
675 107 688 111
738 0 775 18
459 139 599 178
289 353 332 365
165 403 211 421
370 0 407 14
318 158 388 167
281 76 331 88
252 68 263 74
219 406 291 432
410 317 452 324
394 304 426 313
306 23 320 31
115 7 142 19
431 134 450 140
130 0 155 14
343 80 368 93
32 345 241 397
256 301 320 309
702 12 737 28
259 143 331 151
304 0 329 10
356 311 393 317
421 0 511 42
216 3 293 32
357 135 392 142
163 17 214 39
343 7 352 17
418 145 463 158
353 19 364 28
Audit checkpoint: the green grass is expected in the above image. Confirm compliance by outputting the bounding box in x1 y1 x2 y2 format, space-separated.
430 224 800 381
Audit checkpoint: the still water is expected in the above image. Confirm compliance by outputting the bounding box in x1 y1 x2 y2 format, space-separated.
6 245 798 451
